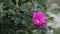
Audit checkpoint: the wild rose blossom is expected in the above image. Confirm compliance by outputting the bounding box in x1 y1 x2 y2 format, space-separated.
33 11 46 28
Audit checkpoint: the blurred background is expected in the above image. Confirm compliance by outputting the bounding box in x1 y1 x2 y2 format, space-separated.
0 0 60 34
47 0 60 34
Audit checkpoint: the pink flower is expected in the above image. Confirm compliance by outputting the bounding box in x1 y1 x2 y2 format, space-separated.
33 11 46 28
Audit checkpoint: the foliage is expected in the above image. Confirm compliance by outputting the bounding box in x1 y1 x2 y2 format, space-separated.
0 0 53 34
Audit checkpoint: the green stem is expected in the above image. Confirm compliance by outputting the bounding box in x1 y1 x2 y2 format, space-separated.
16 0 19 6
